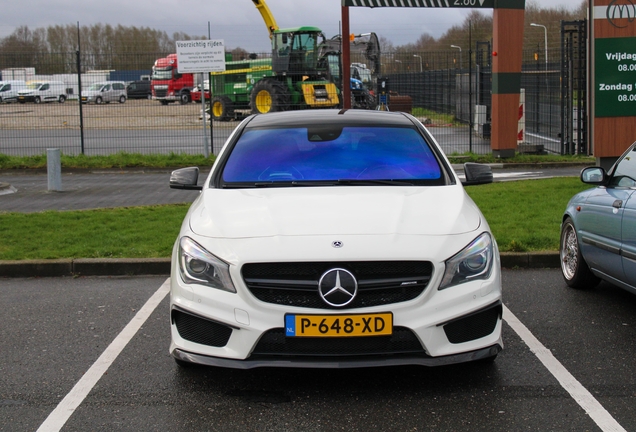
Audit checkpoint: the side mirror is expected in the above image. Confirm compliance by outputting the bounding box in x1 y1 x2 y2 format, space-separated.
462 163 493 186
170 167 203 190
580 166 607 185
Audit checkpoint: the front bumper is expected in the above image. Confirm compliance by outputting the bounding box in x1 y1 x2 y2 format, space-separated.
170 268 503 369
172 343 502 369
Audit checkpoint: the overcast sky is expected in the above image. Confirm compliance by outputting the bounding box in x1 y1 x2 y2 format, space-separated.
1 0 584 52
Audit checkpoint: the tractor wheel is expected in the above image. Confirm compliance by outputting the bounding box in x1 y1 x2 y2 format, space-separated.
210 96 234 121
250 79 290 114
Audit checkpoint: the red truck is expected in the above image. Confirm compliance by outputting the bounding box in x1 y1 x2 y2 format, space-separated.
151 54 194 105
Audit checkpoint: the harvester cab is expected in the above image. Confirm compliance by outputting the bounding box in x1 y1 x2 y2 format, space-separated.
272 28 325 76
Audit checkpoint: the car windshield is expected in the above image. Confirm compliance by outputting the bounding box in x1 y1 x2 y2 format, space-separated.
27 83 42 89
221 126 444 186
88 83 104 91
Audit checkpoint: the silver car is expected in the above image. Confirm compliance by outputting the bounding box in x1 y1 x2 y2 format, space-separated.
560 141 636 293
81 81 127 104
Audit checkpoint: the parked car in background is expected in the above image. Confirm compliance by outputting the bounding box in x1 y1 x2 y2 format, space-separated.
126 80 152 99
17 81 67 103
168 109 501 370
0 80 27 103
81 81 127 104
560 141 636 294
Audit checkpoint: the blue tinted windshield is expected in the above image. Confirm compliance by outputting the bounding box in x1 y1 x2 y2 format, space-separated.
222 126 442 184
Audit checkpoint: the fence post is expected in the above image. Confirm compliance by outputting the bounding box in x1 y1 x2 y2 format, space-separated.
47 148 62 191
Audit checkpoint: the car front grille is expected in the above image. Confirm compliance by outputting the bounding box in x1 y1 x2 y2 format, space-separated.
443 302 502 344
154 89 167 98
251 327 425 357
172 309 233 347
242 261 433 309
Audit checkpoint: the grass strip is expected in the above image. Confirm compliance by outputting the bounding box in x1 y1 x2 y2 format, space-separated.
0 177 592 260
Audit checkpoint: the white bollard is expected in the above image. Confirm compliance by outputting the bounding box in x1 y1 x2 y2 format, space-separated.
47 148 62 191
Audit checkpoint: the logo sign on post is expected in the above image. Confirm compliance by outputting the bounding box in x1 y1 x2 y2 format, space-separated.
175 39 226 73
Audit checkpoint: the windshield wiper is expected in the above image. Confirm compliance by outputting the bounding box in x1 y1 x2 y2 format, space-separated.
222 179 415 188
334 179 415 186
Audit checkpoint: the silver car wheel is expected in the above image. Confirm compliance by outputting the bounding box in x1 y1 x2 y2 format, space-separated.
560 221 578 281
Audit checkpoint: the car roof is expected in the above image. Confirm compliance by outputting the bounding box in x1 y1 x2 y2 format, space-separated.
244 109 417 129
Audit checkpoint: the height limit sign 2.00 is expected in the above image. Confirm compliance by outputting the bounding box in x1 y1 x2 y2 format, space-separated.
175 40 226 73
341 0 494 8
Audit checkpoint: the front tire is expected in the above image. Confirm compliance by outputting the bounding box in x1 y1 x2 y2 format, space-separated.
119 95 126 104
179 92 191 105
58 95 66 103
210 96 234 121
250 79 290 114
34 96 41 104
95 96 103 105
560 217 600 289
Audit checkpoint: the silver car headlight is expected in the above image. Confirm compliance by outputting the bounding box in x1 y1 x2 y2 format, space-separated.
439 232 494 290
178 237 236 293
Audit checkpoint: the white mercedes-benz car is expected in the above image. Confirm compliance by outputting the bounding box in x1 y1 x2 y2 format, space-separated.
169 109 502 369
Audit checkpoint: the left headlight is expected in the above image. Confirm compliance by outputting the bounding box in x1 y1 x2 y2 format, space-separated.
439 232 494 290
178 237 236 293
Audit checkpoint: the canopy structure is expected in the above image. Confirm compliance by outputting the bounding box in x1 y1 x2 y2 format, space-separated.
341 0 526 157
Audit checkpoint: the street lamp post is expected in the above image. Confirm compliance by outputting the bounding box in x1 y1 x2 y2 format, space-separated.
450 45 463 120
530 23 548 75
530 22 549 115
450 45 462 70
413 55 423 72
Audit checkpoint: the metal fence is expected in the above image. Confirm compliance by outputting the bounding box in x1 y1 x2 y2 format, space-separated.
0 40 582 158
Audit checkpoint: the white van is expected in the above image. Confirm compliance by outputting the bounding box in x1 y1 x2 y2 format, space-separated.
17 81 68 104
81 81 127 104
0 80 27 103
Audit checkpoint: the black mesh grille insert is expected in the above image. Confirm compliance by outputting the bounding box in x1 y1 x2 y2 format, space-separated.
251 327 424 357
172 309 233 347
443 304 502 344
242 261 433 309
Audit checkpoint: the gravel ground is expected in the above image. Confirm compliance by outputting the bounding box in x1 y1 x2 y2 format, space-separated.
0 99 225 129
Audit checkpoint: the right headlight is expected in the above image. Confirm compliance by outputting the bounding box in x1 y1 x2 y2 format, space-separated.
178 237 236 293
439 232 494 290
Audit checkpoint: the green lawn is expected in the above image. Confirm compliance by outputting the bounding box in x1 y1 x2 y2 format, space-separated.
0 177 591 260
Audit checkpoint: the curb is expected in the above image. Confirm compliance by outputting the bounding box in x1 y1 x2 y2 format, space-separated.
0 253 560 278
0 258 171 278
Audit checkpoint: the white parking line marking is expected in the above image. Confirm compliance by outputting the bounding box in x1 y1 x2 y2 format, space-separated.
503 305 627 432
36 278 171 432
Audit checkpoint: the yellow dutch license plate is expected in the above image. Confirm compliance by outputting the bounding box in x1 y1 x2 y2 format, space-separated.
285 313 393 337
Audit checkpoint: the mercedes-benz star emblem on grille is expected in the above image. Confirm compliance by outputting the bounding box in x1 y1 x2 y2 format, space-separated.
318 268 358 307
332 241 343 248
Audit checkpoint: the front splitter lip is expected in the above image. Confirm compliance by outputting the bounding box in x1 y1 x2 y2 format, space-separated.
172 344 502 370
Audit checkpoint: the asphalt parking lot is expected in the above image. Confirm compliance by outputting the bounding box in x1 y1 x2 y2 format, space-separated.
2 268 635 431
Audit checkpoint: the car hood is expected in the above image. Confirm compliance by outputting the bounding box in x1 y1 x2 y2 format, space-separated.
189 186 483 239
